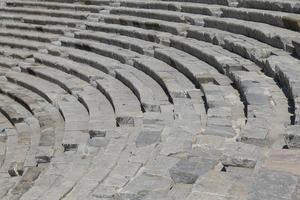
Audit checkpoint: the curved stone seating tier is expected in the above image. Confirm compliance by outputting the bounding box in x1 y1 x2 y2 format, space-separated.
0 113 21 199
236 0 300 14
0 12 290 138
0 89 56 199
0 80 64 162
0 18 239 133
0 93 39 175
0 30 170 115
0 28 59 43
0 38 143 127
0 66 91 146
0 0 299 199
0 7 91 20
19 62 117 130
5 1 107 13
118 1 223 16
0 21 77 35
0 9 270 138
32 51 144 124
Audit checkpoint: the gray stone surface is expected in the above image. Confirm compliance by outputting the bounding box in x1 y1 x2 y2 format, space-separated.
0 0 298 199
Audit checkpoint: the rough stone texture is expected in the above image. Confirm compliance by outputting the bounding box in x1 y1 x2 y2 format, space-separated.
0 0 298 199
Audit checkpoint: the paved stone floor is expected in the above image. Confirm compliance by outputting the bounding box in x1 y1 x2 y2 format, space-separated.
0 0 299 199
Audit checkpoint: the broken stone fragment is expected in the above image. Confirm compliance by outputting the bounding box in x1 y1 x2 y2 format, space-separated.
62 143 78 152
169 157 218 184
284 125 300 148
88 129 106 138
220 142 261 168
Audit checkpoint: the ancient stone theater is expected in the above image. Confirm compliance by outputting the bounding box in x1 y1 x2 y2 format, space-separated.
0 0 299 199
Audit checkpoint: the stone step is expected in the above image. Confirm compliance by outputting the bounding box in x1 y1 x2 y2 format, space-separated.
0 80 64 163
0 7 90 20
186 25 284 71
0 13 83 28
20 0 113 5
5 0 107 13
232 71 290 146
158 0 232 6
33 52 143 127
86 21 174 44
0 28 59 43
0 21 77 35
0 46 35 59
74 30 163 56
57 37 196 100
237 0 300 14
119 0 223 16
266 55 300 124
221 6 300 31
45 45 168 110
0 93 40 176
109 7 206 25
99 13 191 35
0 35 46 51
168 37 290 141
204 16 300 53
0 67 90 146
201 83 244 138
22 63 117 131
0 111 17 172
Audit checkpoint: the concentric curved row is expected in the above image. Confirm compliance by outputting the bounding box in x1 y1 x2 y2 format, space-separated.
0 0 298 200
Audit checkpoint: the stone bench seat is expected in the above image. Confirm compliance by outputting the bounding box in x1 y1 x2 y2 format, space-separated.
49 45 203 131
98 9 300 54
201 83 244 137
109 7 206 25
153 47 244 132
0 13 83 28
0 7 92 20
118 0 223 16
85 21 174 44
266 55 300 124
5 0 107 13
0 28 59 43
0 112 15 169
59 36 143 65
0 46 35 59
0 21 77 35
57 37 196 100
170 36 260 74
28 0 113 5
46 45 168 111
186 25 283 71
32 52 143 127
169 37 290 140
154 47 232 87
221 6 300 31
158 0 232 6
232 71 290 146
0 35 46 51
99 13 191 35
237 0 300 14
0 93 40 176
74 30 163 56
204 16 300 53
20 62 117 131
0 80 64 163
54 37 205 130
0 68 90 146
